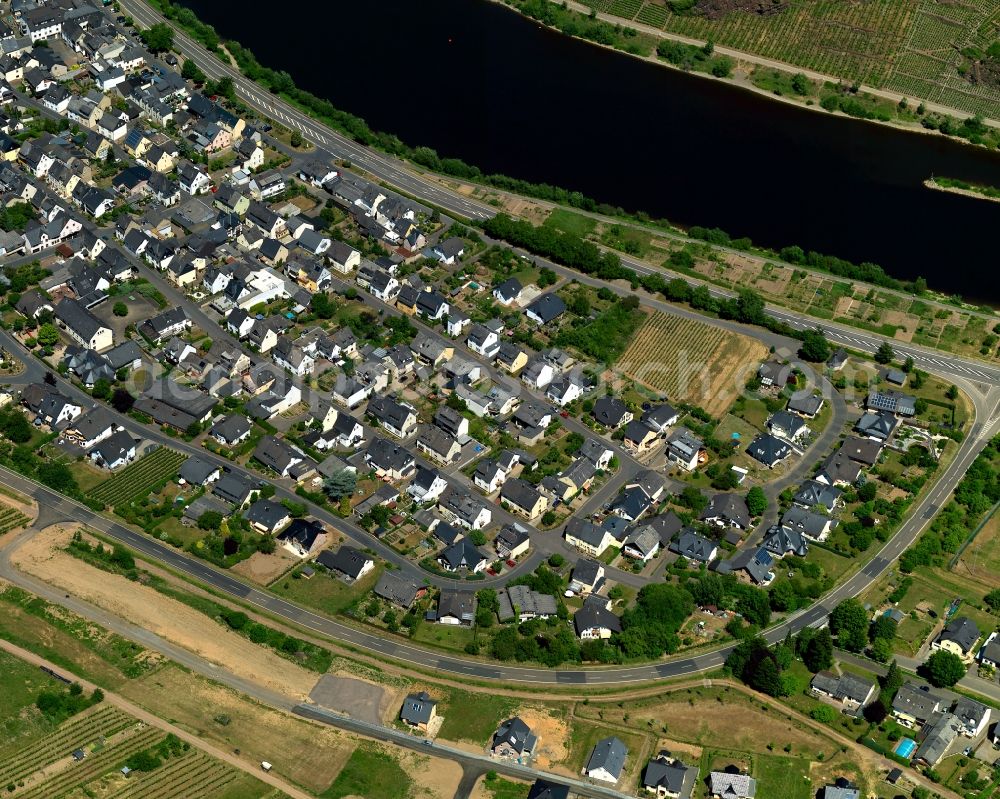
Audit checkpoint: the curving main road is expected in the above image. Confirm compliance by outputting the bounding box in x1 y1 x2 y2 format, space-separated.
2 0 999 684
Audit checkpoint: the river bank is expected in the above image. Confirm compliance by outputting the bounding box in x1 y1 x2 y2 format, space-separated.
924 177 1000 204
492 0 1000 151
159 0 1000 304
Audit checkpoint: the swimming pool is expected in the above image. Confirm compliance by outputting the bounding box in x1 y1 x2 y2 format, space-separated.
895 738 917 758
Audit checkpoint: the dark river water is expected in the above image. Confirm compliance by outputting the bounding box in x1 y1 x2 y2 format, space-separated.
177 0 1000 304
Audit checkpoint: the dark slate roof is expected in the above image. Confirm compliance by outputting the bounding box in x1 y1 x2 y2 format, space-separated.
746 433 792 466
438 538 485 571
244 498 288 530
573 594 621 636
493 716 535 754
592 397 630 427
400 691 436 725
643 757 690 794
670 529 717 562
525 292 566 323
276 518 325 551
585 736 627 779
794 479 842 511
178 456 218 485
937 616 980 653
374 571 421 608
526 780 569 799
317 545 372 579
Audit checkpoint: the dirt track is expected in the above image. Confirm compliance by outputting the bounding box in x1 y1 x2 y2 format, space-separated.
0 637 312 799
11 524 319 700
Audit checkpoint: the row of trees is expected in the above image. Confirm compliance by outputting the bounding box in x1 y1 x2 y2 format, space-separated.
901 435 1000 572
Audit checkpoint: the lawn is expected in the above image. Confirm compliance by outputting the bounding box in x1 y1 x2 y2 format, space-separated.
732 397 770 430
66 459 112 493
154 515 203 547
271 564 382 616
480 773 529 799
0 649 59 755
867 568 997 656
954 506 1000 592
321 745 411 799
412 621 477 653
756 754 813 799
716 413 761 444
806 546 856 585
0 585 145 685
543 208 596 238
437 689 517 744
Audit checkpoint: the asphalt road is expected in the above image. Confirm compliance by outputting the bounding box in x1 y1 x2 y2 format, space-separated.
293 704 635 799
3 0 999 687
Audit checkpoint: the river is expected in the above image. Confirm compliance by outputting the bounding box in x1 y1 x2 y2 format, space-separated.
175 0 1000 305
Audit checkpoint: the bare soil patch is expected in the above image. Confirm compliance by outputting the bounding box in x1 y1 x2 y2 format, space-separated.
12 525 319 699
121 664 352 793
885 309 918 342
309 674 387 725
231 548 298 585
402 748 463 799
655 737 704 761
516 706 569 768
577 690 831 755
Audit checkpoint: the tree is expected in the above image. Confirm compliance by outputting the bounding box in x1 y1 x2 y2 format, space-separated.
0 410 32 443
569 294 591 317
139 22 174 53
678 486 708 514
802 628 833 672
797 328 830 362
36 322 59 346
310 292 336 319
36 462 77 494
197 510 223 531
111 388 135 413
829 598 868 652
985 588 1000 612
541 510 557 526
857 481 877 502
470 529 487 546
324 469 357 500
290 130 303 148
903 356 915 373
791 72 810 95
874 341 894 364
112 302 128 317
881 658 903 700
869 614 898 643
185 421 202 438
92 378 111 400
749 655 784 696
923 650 966 687
181 58 205 84
946 384 959 401
870 636 893 663
745 486 767 517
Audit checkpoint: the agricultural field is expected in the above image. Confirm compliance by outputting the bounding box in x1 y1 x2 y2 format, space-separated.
0 500 30 535
0 700 276 799
583 0 1000 117
88 447 186 507
617 310 768 416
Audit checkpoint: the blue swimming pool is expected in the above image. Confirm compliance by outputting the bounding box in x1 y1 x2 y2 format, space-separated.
895 738 917 758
